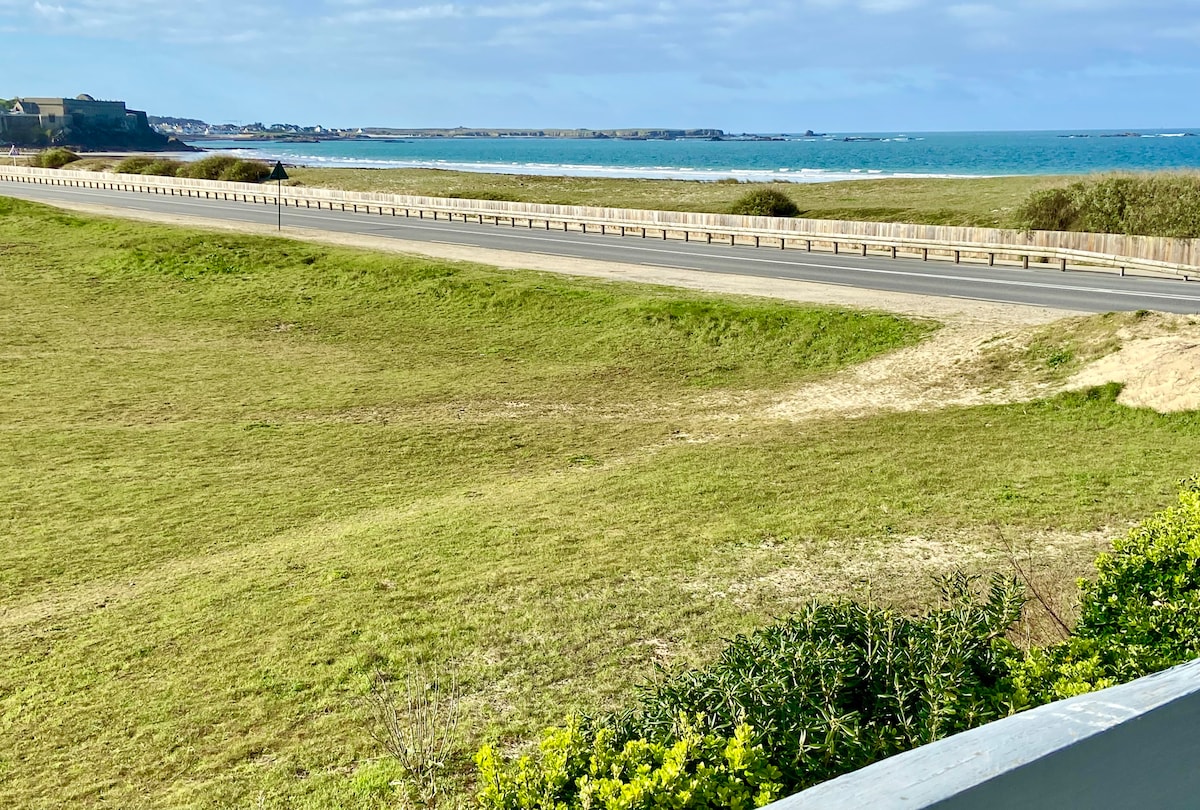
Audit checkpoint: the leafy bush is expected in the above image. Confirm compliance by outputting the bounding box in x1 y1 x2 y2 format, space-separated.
620 574 1023 792
114 156 157 174
728 188 800 218
477 575 1024 805
177 154 270 183
219 159 272 183
1011 187 1077 232
474 485 1200 808
1012 478 1200 704
32 148 81 169
1012 174 1200 237
114 156 183 177
177 154 239 180
476 717 783 810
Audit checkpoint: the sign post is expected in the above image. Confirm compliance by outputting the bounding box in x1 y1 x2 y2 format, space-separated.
267 161 288 230
8 144 18 166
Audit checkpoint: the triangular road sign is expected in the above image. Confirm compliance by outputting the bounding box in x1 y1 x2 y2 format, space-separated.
268 161 288 181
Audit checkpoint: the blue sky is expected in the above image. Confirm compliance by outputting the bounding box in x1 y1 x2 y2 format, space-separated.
2 0 1199 131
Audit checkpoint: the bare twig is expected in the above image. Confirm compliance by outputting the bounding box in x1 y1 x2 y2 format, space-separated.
365 668 461 807
995 525 1073 642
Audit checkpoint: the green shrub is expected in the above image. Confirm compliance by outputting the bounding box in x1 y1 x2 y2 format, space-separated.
114 156 156 174
476 717 783 810
33 148 81 169
728 188 800 217
474 484 1200 806
477 574 1024 803
1011 175 1200 237
1011 187 1078 232
1012 478 1200 704
143 159 184 177
219 159 271 183
620 573 1023 792
114 156 183 177
178 154 240 180
177 155 270 183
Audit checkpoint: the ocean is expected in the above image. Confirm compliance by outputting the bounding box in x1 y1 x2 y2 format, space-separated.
189 130 1200 183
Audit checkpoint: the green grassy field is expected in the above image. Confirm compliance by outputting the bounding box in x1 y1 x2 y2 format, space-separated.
2 197 1199 808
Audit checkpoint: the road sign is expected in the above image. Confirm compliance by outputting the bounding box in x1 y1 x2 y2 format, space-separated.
269 162 288 230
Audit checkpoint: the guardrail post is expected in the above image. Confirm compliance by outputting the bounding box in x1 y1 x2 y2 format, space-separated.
923 248 929 261
954 250 961 264
1023 255 1029 269
833 242 839 255
861 244 867 257
1061 258 1067 271
891 246 897 259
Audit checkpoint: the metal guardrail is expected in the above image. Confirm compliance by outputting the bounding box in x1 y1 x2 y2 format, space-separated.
766 657 1200 810
2 165 1198 279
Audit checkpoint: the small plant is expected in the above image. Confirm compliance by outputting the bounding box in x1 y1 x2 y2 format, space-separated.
220 158 272 183
476 574 1025 802
115 156 157 174
728 188 799 217
365 668 461 807
32 147 81 169
476 716 783 810
1011 477 1200 705
1011 174 1200 237
178 155 271 183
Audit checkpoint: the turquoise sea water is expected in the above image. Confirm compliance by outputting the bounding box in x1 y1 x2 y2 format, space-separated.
191 130 1200 182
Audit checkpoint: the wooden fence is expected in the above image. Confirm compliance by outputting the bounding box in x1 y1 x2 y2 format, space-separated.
3 164 1198 278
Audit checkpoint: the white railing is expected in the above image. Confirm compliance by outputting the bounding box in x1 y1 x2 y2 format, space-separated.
766 658 1200 810
2 164 1198 279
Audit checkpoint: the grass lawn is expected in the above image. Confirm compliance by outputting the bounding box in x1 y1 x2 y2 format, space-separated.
1 197 1198 808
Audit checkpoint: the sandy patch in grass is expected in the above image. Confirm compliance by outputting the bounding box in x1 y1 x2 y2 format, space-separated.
769 312 1200 421
1068 322 1200 412
682 526 1117 638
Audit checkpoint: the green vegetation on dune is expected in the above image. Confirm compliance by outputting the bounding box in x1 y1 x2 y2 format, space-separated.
1013 173 1200 237
2 197 1199 807
279 167 1061 227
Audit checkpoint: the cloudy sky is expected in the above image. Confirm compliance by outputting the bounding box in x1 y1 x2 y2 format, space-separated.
2 0 1198 131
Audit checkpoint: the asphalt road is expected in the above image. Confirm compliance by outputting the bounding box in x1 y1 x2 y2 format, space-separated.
5 179 1200 314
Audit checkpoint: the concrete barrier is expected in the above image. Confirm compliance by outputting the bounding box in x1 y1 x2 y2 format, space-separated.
766 657 1200 810
2 164 1198 278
